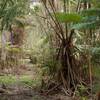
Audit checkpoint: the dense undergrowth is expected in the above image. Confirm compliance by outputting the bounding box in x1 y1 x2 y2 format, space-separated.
0 0 100 100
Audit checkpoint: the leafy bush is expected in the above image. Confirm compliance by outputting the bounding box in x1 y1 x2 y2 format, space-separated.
29 55 37 64
91 47 100 64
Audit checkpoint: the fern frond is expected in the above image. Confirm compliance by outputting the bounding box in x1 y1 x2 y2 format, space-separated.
54 12 82 23
72 20 100 29
80 8 100 17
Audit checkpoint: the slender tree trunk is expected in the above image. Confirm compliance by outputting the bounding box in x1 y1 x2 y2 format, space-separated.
1 31 7 61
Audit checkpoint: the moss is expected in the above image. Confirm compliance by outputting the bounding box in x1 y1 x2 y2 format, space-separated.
0 75 16 85
0 75 41 87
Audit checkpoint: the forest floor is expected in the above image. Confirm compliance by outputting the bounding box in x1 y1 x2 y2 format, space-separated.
0 59 73 100
0 59 99 100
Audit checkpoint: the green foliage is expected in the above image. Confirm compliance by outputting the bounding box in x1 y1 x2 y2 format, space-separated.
80 8 100 16
72 7 100 30
90 47 100 64
42 56 57 75
0 0 29 30
92 65 100 93
76 84 87 95
72 21 100 29
19 75 41 86
93 83 100 93
6 46 22 53
93 65 100 78
92 0 100 7
0 75 16 85
54 13 82 23
0 75 41 87
30 55 37 64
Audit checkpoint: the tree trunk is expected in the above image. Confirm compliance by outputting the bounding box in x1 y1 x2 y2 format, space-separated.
1 31 7 61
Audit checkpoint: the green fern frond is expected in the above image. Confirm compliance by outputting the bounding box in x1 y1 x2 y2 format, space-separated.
54 12 82 23
80 8 100 17
72 20 100 30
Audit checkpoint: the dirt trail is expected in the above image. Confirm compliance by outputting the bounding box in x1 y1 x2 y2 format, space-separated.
0 86 52 100
0 59 72 100
0 59 52 100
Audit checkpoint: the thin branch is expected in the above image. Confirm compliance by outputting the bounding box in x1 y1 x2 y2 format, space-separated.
68 29 74 43
76 0 81 12
34 12 62 39
63 0 68 40
41 0 63 40
48 0 65 40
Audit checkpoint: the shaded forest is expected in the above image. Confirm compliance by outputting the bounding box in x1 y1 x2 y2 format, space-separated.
0 0 100 100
